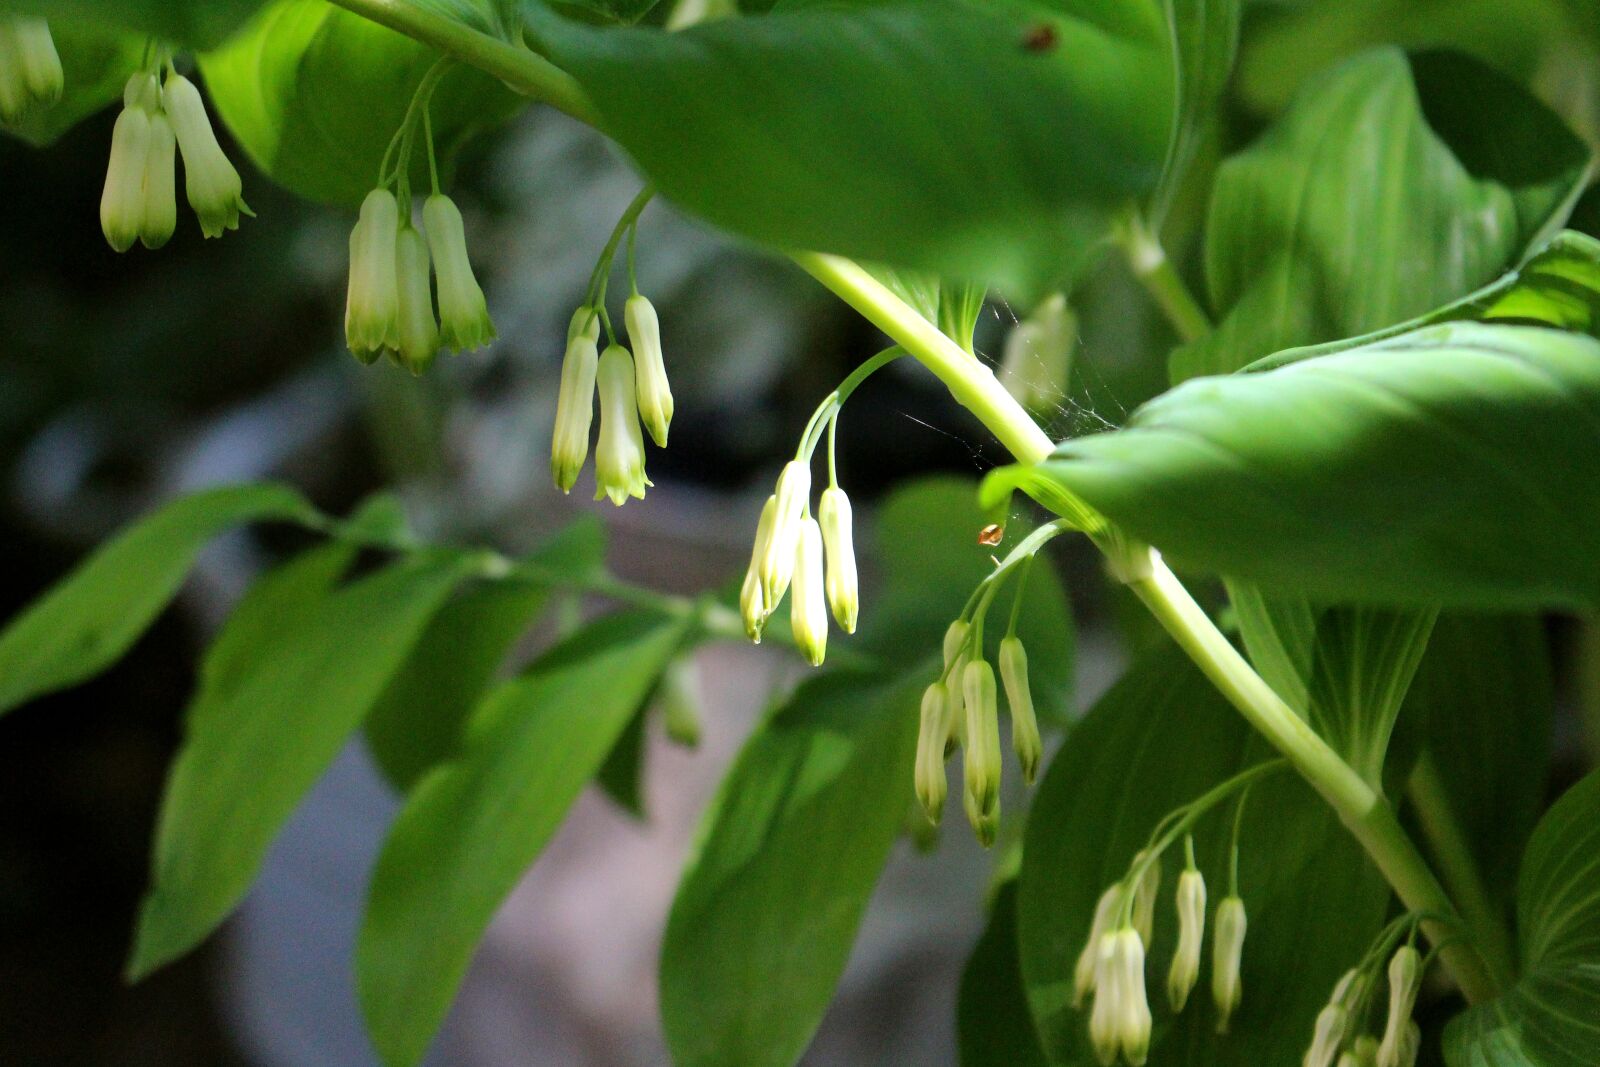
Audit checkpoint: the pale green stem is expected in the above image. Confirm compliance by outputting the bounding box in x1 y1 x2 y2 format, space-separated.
318 0 1499 1005
1115 211 1212 344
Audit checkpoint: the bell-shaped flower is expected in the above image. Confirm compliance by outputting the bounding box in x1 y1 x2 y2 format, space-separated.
1376 947 1421 1067
625 294 673 447
1168 868 1207 1011
0 17 62 124
138 109 177 249
1090 928 1152 1066
914 681 950 822
998 635 1041 783
1351 1037 1380 1067
1075 886 1121 1008
593 344 651 505
1131 851 1161 947
962 658 1001 845
760 459 810 606
551 307 601 492
942 619 971 752
790 516 828 666
818 486 858 634
1212 895 1247 1033
345 189 401 360
162 73 249 238
392 226 439 373
739 494 779 640
422 193 495 352
100 74 158 253
1304 1003 1349 1067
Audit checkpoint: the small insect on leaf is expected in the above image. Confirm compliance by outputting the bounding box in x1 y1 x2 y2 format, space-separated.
978 524 1005 547
1020 23 1058 54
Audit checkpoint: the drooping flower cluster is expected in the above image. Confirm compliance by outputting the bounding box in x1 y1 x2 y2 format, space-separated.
101 67 250 252
345 188 495 373
0 16 62 126
1299 937 1424 1067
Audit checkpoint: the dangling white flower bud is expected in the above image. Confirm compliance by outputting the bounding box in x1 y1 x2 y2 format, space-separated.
942 619 971 753
162 72 250 238
1395 1023 1420 1067
962 658 1001 845
1376 947 1422 1067
660 657 702 749
1131 851 1161 947
761 460 811 606
1075 887 1121 1008
593 344 651 505
914 682 949 823
551 307 601 492
1168 867 1207 1011
997 635 1041 784
1212 895 1247 1033
100 75 158 253
625 294 673 447
1351 1036 1380 1067
138 108 178 250
1090 929 1152 1067
739 495 779 641
345 189 401 359
391 226 439 373
790 516 828 666
422 193 495 352
818 486 858 634
0 17 62 124
999 292 1075 413
1304 1003 1349 1067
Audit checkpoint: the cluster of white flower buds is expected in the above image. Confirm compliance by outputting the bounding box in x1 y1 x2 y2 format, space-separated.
998 292 1075 414
101 67 250 252
344 188 495 373
549 292 673 505
736 459 859 666
0 16 61 126
1302 942 1423 1067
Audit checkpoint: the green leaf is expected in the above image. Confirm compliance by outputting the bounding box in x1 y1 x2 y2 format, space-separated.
1031 322 1600 611
553 0 661 23
0 19 142 147
1444 769 1600 1066
358 611 688 1067
958 880 1049 1067
0 0 267 48
363 519 608 792
1173 48 1592 382
1150 0 1241 226
1017 644 1390 1065
199 0 524 207
658 668 922 1067
128 550 474 980
0 483 314 719
527 0 1175 295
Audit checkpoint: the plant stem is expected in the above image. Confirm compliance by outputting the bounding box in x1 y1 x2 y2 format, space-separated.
1407 752 1518 985
1115 211 1212 344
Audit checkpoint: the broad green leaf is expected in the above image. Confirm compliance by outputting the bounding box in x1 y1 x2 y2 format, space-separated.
1029 322 1600 612
128 550 474 979
363 519 608 792
1017 644 1389 1064
527 0 1175 295
594 690 648 816
958 880 1049 1067
1228 584 1436 786
1172 48 1591 382
1150 0 1241 226
554 0 661 23
358 611 688 1067
0 0 266 48
659 668 922 1067
865 476 1074 723
1444 770 1600 1066
0 483 314 719
199 0 524 207
0 19 141 147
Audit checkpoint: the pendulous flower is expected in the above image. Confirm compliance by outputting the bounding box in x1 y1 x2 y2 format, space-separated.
962 658 1001 845
551 307 601 493
760 459 810 606
391 226 439 373
790 516 828 666
1212 895 1247 1033
162 72 250 238
818 486 858 634
423 193 495 352
593 344 651 505
625 293 673 447
0 17 62 125
998 635 1041 784
345 189 401 360
1168 867 1207 1011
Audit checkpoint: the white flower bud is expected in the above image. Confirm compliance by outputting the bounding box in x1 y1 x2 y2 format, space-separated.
1304 1003 1349 1067
739 495 779 641
999 292 1074 413
1352 1036 1380 1067
392 226 439 373
101 75 162 253
139 109 177 250
625 294 673 447
761 460 811 606
0 17 62 124
162 73 249 238
942 619 971 752
345 189 400 359
818 486 858 634
1075 887 1121 1008
1376 947 1422 1067
1132 851 1161 947
1212 895 1247 1033
914 682 949 822
551 307 601 491
1168 868 1207 1011
962 658 1001 845
593 344 651 505
790 516 828 666
998 635 1041 784
1396 1023 1420 1067
422 193 495 352
1090 929 1152 1067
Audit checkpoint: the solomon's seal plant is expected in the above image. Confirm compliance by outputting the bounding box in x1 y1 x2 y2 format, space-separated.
3 2 1600 1066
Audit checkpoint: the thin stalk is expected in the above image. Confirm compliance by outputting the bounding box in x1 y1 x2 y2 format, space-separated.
1115 211 1212 343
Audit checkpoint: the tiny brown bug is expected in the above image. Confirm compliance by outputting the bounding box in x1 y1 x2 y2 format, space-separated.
1021 23 1058 53
978 524 1004 547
